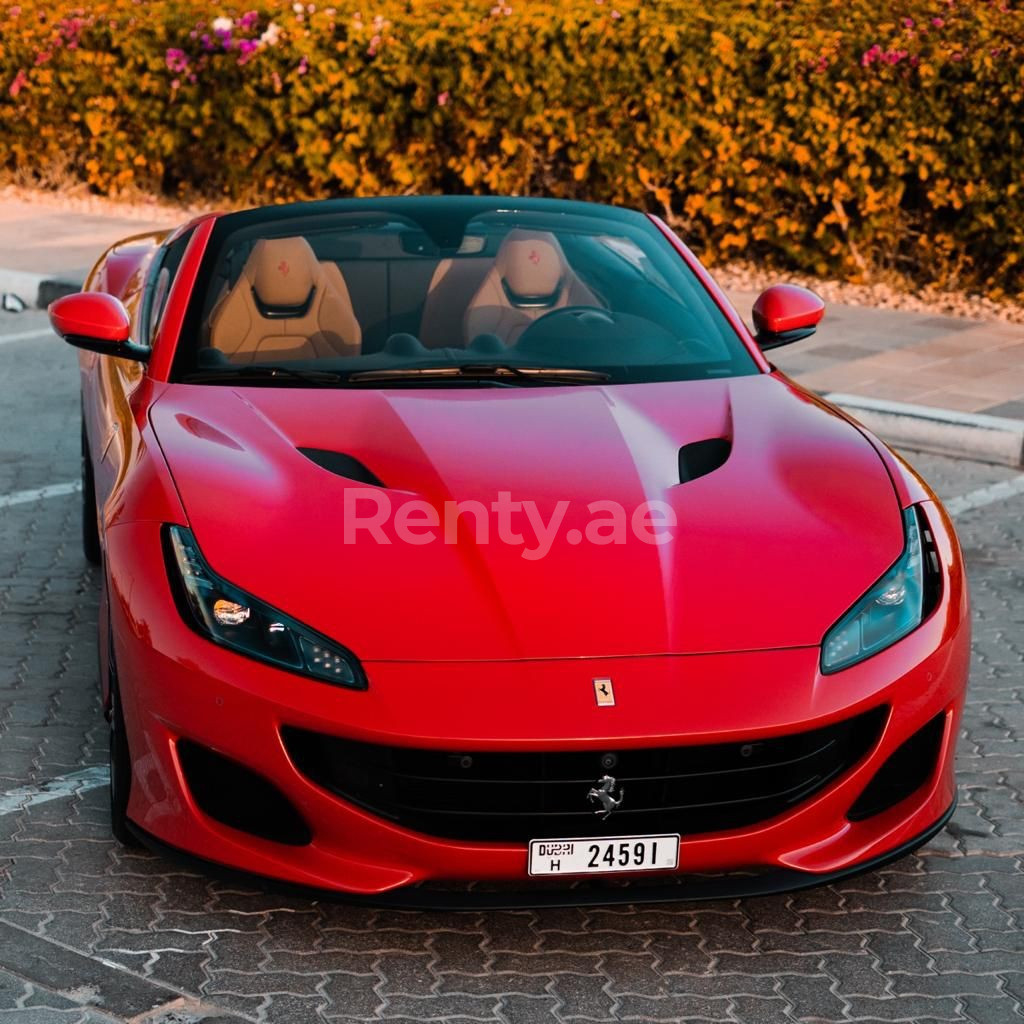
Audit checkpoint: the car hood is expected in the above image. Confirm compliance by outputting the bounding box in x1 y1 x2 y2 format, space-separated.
150 374 902 662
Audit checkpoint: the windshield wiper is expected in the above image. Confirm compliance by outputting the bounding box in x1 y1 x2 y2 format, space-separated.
348 364 611 385
181 365 346 386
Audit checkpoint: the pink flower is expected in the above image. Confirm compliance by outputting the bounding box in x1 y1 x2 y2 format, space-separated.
165 47 190 73
437 90 450 106
902 16 914 28
8 68 28 98
861 44 909 68
297 55 309 74
931 16 944 27
861 44 882 67
57 16 84 48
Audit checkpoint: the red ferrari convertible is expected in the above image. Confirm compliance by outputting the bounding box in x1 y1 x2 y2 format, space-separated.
50 197 969 905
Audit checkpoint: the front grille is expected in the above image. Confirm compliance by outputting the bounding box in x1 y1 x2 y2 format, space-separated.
282 708 886 843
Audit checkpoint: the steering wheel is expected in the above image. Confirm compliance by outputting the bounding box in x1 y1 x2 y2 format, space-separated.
530 305 616 328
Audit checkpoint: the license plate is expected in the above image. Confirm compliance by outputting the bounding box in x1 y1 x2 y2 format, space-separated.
528 834 680 877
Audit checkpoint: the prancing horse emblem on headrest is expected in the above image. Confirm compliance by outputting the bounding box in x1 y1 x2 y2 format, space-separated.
278 260 290 276
528 249 541 264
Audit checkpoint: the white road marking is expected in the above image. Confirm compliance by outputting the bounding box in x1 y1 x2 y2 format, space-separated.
945 474 1024 517
0 327 53 346
0 480 80 509
0 765 108 817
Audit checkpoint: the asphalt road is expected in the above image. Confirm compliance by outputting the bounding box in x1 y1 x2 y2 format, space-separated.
0 310 1022 1024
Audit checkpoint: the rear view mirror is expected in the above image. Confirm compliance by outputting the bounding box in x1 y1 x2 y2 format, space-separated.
752 284 825 350
49 292 149 361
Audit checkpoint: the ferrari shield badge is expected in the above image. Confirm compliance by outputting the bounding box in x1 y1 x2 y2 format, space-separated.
593 677 615 706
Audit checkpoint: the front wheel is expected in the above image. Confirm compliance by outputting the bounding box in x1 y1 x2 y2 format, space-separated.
81 419 101 566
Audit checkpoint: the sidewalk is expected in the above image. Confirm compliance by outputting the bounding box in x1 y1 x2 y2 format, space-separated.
727 287 1024 421
0 195 179 279
0 192 1021 459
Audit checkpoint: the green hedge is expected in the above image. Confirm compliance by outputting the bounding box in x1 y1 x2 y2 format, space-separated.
2 1 1022 296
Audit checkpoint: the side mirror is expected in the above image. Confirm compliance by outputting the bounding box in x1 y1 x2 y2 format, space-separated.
752 284 824 351
48 292 149 361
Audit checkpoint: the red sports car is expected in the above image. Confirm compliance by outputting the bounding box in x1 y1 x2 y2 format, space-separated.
50 197 969 906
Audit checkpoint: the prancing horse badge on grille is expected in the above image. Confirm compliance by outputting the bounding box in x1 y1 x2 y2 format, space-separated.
588 775 624 819
593 677 615 706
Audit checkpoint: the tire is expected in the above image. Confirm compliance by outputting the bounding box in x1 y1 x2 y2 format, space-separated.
81 418 102 566
108 645 139 847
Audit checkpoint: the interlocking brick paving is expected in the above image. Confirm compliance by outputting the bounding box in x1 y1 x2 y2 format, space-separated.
0 316 1021 1023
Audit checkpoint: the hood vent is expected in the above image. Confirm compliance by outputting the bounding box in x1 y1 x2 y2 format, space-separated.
298 448 385 487
678 438 732 484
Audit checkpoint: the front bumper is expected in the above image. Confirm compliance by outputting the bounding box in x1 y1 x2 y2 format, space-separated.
106 500 969 901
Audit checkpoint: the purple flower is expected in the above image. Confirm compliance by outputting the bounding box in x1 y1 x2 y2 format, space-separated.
237 38 259 64
238 10 259 31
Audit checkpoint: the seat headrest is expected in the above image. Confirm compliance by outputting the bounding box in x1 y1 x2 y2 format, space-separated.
248 236 318 308
494 231 565 304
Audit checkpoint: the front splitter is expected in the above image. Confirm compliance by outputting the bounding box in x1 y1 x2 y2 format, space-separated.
127 799 955 911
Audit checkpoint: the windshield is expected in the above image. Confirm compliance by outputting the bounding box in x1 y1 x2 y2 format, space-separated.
174 199 758 386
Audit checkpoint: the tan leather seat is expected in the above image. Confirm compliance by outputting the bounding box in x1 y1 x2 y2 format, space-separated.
463 230 601 346
419 257 492 349
208 237 361 363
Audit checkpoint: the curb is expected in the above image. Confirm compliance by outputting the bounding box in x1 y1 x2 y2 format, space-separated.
826 392 1024 469
0 267 81 309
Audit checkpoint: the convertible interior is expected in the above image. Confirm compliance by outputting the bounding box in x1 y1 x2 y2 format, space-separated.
193 212 739 372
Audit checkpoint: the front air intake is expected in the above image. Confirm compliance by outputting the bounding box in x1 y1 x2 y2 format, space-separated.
177 740 312 845
847 713 946 821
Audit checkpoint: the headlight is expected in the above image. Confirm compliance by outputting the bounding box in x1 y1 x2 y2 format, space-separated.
821 507 926 674
165 525 366 689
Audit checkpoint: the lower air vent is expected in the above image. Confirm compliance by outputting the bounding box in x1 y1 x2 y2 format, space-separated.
847 713 946 821
679 438 731 483
298 448 385 486
177 740 312 845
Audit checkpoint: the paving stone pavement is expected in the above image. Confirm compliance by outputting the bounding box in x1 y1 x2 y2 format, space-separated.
0 312 1022 1023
